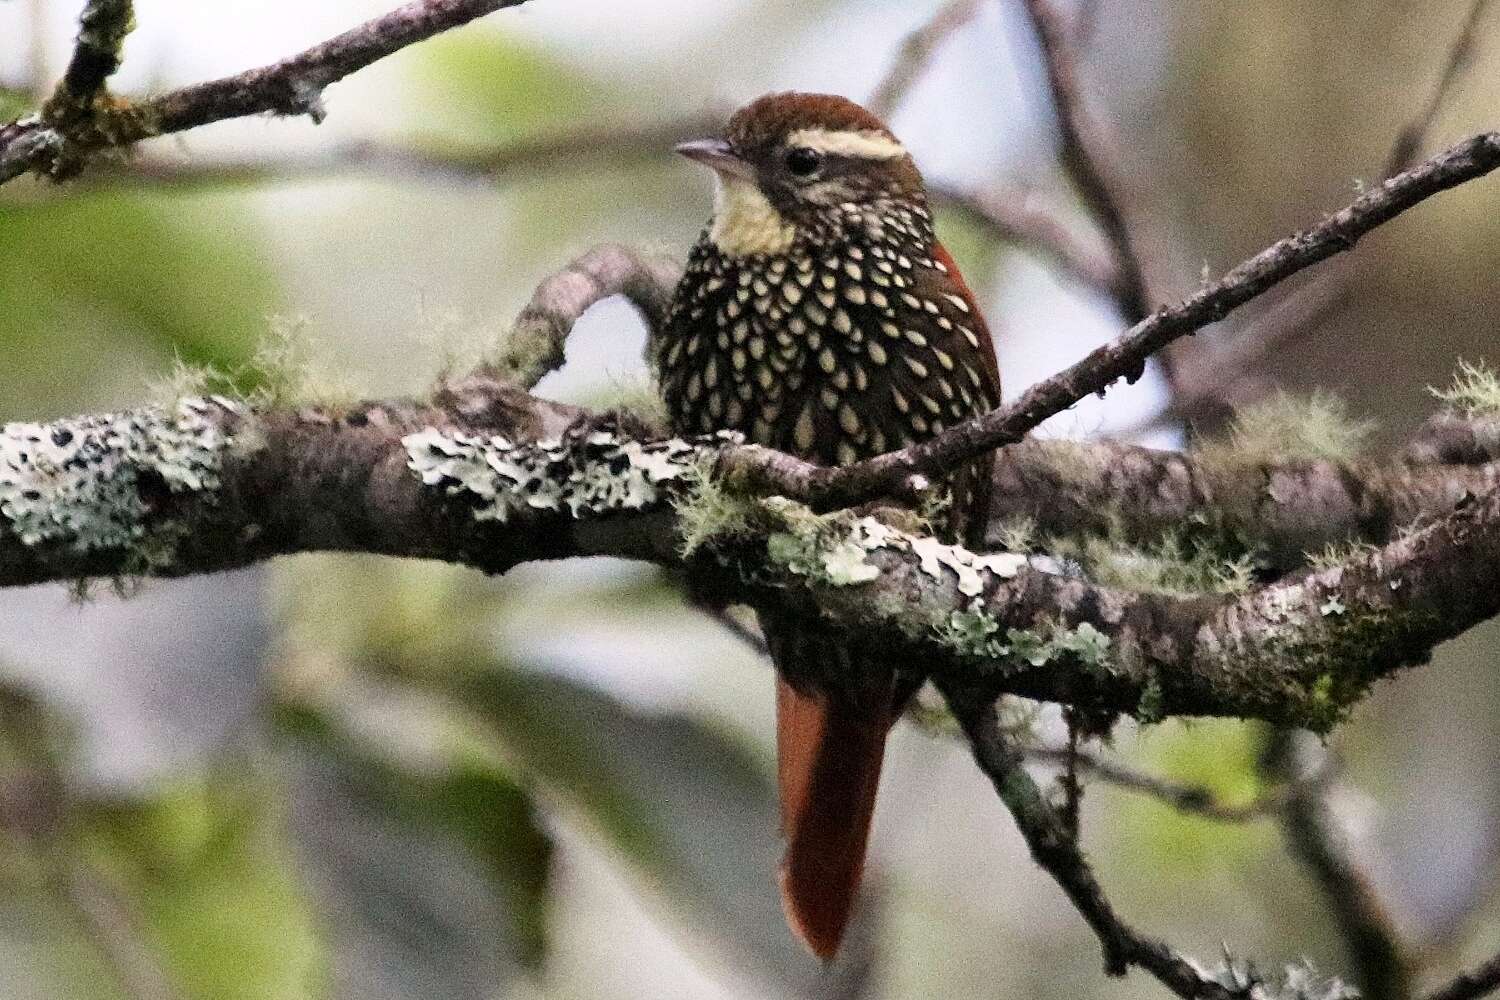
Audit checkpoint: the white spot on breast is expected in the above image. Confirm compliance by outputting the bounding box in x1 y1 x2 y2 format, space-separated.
794 404 817 452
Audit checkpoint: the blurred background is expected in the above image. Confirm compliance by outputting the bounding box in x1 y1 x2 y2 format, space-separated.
1 1 1499 997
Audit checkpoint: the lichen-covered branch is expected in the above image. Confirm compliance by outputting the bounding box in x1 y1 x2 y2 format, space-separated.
0 0 532 183
5 386 1500 732
989 436 1500 572
719 131 1500 513
487 244 682 390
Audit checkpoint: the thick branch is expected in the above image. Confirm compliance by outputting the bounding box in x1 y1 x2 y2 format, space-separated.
720 132 1500 512
0 0 532 183
486 243 681 390
4 390 1500 729
989 436 1500 572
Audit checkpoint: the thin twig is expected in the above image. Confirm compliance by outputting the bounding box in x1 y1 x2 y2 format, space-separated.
38 116 721 194
932 182 1122 295
942 685 1234 998
1 0 534 183
1025 745 1295 823
866 0 984 120
1152 0 1493 429
1020 0 1150 322
1425 953 1500 1000
701 605 770 657
720 131 1500 512
1386 0 1496 179
1264 730 1413 1000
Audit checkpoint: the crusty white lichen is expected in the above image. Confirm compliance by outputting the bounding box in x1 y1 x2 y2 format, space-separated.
0 396 240 556
402 425 742 522
1192 955 1357 1000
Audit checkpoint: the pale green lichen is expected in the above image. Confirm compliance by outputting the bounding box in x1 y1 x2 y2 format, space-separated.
1229 600 1435 733
247 315 356 410
403 425 741 524
1431 358 1500 418
0 397 238 559
1200 390 1375 468
1053 530 1256 597
674 457 757 556
1136 672 1164 724
935 606 1112 673
1305 539 1379 574
992 514 1037 553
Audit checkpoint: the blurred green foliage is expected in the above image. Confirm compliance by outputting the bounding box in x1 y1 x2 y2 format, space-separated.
0 192 276 414
1110 720 1275 880
81 777 327 1000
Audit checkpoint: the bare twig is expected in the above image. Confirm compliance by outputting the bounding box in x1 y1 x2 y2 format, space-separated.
720 132 1500 512
1264 730 1413 1000
1019 0 1150 322
34 116 722 194
1026 744 1298 823
1386 0 1496 178
487 244 681 389
942 686 1234 997
1 0 534 183
932 182 1122 295
1150 0 1493 429
1426 953 1500 1000
866 0 984 120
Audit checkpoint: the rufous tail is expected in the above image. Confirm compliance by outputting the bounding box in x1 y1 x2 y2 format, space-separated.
775 675 894 960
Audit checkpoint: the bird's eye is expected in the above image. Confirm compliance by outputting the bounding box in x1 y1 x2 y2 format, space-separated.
784 146 822 177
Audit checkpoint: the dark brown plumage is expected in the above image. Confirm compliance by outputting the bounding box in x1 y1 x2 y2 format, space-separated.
654 92 1002 959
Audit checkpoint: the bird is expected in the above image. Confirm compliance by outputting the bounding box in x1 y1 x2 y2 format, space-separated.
653 92 1002 960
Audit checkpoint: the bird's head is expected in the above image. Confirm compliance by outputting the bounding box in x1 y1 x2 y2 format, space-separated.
676 92 928 257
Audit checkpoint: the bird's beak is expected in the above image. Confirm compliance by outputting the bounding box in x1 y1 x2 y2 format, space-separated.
674 138 754 181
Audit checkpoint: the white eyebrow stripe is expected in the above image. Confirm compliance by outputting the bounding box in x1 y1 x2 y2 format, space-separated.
785 127 907 160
